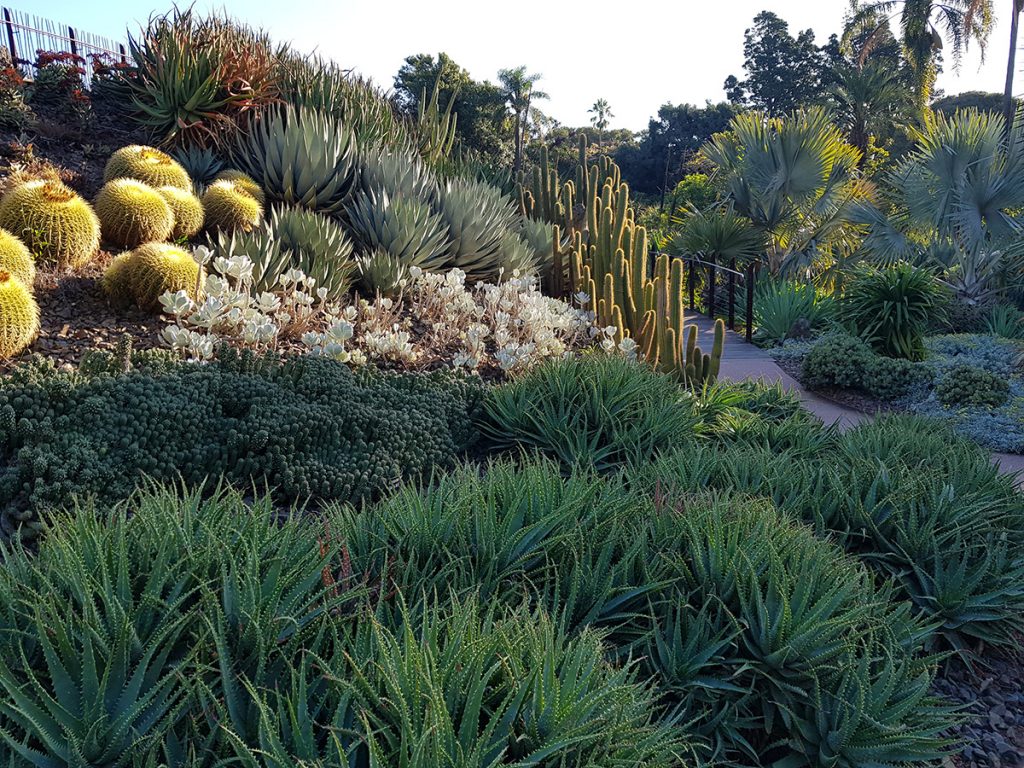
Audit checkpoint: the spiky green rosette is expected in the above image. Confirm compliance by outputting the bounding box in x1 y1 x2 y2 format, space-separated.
104 145 192 190
213 169 265 205
202 180 263 233
0 271 39 358
0 180 100 269
157 186 205 239
0 227 35 288
127 243 204 310
95 179 175 249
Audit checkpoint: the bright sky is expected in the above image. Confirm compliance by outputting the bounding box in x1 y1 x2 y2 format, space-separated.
34 0 1016 130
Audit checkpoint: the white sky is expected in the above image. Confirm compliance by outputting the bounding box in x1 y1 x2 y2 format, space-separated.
37 0 1016 130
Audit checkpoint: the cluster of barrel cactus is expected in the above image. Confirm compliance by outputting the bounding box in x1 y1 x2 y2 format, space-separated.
103 243 204 310
0 228 39 359
0 350 481 540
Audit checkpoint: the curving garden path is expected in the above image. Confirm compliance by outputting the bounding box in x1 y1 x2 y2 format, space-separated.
689 316 1024 479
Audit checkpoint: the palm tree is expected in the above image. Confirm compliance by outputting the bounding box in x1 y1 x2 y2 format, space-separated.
588 98 614 147
701 107 872 276
498 66 549 177
856 109 1024 304
850 0 994 121
829 62 910 161
1005 0 1024 130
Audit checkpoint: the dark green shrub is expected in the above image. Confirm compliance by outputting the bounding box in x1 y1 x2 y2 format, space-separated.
0 349 482 540
800 332 874 390
480 355 699 472
936 364 1010 407
862 354 932 400
839 263 944 360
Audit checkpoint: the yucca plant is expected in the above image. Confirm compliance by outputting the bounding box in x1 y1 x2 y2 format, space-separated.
752 278 835 346
986 303 1024 339
838 262 944 360
233 104 358 216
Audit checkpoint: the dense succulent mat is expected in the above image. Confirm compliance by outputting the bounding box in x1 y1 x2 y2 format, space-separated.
0 346 482 539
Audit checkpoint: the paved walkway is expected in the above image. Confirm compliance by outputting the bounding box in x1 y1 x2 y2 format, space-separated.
690 316 1024 479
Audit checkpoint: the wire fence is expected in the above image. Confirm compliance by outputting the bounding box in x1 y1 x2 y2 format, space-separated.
1 6 127 88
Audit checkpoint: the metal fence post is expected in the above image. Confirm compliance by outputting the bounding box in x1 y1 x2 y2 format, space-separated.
728 258 736 330
68 25 77 57
745 263 756 343
4 9 16 63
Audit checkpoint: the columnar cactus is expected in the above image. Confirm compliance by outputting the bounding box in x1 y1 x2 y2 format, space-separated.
567 139 724 386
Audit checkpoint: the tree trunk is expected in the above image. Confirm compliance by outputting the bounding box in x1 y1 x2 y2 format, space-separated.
1005 0 1022 132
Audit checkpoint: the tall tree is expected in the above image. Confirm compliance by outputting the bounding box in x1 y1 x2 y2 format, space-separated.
724 11 833 115
850 0 995 120
614 102 736 195
394 52 511 165
829 62 911 161
588 98 614 147
498 66 548 177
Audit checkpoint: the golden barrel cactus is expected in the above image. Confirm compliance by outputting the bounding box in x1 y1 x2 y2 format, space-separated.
0 180 100 269
95 179 175 249
125 243 204 311
213 170 265 205
104 145 192 190
0 271 39 358
157 186 205 240
100 251 137 306
202 180 262 233
0 228 35 288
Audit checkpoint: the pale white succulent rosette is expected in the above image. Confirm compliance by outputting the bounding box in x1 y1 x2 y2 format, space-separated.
159 248 636 369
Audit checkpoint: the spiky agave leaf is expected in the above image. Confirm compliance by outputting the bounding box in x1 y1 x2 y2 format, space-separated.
267 205 355 299
171 144 225 185
355 146 440 204
233 104 358 216
346 192 451 295
437 177 539 283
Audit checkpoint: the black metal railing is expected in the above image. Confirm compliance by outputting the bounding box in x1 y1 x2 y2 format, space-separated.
652 252 758 343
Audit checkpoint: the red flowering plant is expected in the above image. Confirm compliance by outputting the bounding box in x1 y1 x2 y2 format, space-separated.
27 50 90 121
0 63 29 129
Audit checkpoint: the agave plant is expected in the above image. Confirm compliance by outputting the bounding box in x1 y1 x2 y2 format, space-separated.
172 144 225 185
346 193 451 294
438 177 538 282
856 109 1024 306
355 146 439 203
233 104 358 216
127 8 277 147
701 107 872 276
210 206 355 298
276 51 412 151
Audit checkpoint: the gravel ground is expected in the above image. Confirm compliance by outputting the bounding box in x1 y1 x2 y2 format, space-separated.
937 649 1024 767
